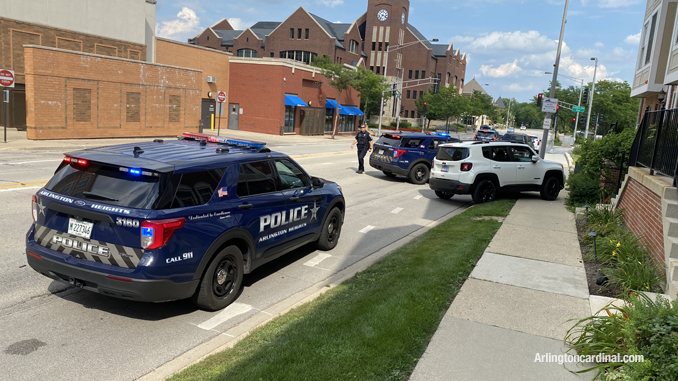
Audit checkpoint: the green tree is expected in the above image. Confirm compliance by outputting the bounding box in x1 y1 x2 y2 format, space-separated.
589 80 640 132
311 56 358 138
353 67 391 122
417 86 465 128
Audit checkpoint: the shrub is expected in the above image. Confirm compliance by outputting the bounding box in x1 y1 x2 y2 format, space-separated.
389 120 412 128
566 172 601 206
587 205 624 238
566 293 678 380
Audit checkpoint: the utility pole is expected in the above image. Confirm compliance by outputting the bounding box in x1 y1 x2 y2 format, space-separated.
584 57 598 140
505 98 511 127
540 0 569 159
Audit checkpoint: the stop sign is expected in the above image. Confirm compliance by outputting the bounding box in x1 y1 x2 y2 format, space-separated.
216 91 226 103
0 69 15 88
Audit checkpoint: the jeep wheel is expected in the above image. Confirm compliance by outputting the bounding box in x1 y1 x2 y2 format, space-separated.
192 246 244 311
472 179 497 204
435 190 453 200
408 163 430 185
317 207 343 250
383 171 397 178
540 177 561 201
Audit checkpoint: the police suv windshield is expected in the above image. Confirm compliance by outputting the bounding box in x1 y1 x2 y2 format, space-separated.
45 162 162 209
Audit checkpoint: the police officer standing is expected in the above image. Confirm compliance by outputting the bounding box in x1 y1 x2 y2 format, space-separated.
351 124 373 174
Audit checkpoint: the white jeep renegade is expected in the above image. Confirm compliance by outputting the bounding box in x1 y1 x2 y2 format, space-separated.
429 141 565 203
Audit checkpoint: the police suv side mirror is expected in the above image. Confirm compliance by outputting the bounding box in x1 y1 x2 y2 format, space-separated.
311 177 324 189
531 155 539 163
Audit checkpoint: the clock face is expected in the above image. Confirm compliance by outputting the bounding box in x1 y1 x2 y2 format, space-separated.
377 9 389 22
401 12 405 24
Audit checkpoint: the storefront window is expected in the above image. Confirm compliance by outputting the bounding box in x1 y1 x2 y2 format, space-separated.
284 106 295 133
339 115 355 132
325 110 334 132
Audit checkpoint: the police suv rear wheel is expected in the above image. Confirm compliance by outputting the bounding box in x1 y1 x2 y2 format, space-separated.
408 163 429 185
192 246 244 311
317 208 343 251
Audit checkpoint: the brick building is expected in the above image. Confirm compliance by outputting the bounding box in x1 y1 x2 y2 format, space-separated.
0 0 156 129
189 0 467 125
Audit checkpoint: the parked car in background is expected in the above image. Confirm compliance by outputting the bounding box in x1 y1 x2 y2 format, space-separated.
501 133 535 150
520 125 527 131
507 126 515 133
474 128 500 142
530 135 540 152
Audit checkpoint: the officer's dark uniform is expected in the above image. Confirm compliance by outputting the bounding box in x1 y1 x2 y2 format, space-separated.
355 129 372 173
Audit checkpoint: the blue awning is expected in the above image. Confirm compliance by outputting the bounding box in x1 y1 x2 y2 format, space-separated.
284 94 307 107
339 106 364 116
325 99 340 109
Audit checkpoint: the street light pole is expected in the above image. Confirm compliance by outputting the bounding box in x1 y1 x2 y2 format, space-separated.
540 0 569 159
584 57 598 140
505 98 511 127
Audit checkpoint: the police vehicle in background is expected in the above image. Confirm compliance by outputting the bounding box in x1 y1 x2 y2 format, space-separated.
26 133 345 311
369 132 460 184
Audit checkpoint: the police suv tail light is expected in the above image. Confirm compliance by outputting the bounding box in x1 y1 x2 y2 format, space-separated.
140 218 185 250
393 148 406 158
461 163 473 172
31 195 38 221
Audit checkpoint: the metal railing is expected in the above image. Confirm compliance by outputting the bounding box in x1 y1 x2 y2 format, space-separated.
630 108 678 181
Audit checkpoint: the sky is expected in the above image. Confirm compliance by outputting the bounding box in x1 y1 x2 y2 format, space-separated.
154 0 645 103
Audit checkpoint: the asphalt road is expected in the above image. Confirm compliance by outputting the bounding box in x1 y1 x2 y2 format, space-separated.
0 139 473 381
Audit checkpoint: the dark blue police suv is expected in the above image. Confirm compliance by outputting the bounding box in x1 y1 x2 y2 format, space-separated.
369 132 460 184
26 133 345 311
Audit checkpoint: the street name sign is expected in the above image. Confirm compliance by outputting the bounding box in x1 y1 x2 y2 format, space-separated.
541 98 558 113
572 106 585 113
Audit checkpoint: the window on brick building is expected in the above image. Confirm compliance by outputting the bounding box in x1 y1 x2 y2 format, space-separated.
290 28 294 39
349 40 359 54
409 70 412 79
406 90 411 99
305 29 309 39
419 91 423 99
376 67 380 74
372 42 376 51
298 28 302 39
73 88 91 122
270 52 274 57
384 42 389 51
415 70 419 79
370 66 374 72
126 92 141 123
237 49 258 58
169 95 181 123
421 71 426 79
378 42 382 51
284 106 295 133
412 91 417 100
405 110 409 118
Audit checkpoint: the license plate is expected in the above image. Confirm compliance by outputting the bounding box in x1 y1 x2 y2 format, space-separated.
68 218 93 239
379 149 384 154
442 165 449 172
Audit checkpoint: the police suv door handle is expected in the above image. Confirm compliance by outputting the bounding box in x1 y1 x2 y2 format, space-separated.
238 203 253 210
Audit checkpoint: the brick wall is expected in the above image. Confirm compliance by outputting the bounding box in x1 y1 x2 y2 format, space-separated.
23 46 201 140
618 177 665 265
229 59 360 135
0 17 146 85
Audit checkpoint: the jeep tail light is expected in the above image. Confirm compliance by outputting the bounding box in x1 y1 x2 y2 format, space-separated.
461 163 473 171
473 135 477 140
393 148 407 158
140 218 185 250
493 137 496 141
31 195 38 222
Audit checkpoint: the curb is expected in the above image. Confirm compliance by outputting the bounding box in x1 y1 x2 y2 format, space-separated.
137 202 472 381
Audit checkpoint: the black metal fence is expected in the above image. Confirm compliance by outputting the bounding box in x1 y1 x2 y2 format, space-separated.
630 108 678 182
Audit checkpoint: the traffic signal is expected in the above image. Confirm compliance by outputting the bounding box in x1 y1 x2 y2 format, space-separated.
579 114 586 129
423 102 428 115
598 113 604 125
572 117 576 129
537 93 543 108
582 88 589 105
392 83 397 96
400 105 404 114
554 105 559 117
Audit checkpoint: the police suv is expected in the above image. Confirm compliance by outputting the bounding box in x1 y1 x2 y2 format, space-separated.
26 133 345 311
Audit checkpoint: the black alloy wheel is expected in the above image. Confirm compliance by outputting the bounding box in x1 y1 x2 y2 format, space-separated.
213 256 238 297
473 179 497 204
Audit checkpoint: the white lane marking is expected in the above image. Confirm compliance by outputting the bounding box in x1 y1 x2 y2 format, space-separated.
414 195 423 200
197 302 253 331
0 159 62 165
359 225 375 234
391 207 404 214
0 186 42 192
304 253 332 267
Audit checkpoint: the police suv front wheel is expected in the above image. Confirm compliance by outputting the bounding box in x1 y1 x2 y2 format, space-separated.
192 246 244 311
317 208 343 251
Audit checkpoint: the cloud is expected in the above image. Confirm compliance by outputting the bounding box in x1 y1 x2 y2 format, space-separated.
227 18 254 30
449 35 475 44
594 42 605 48
596 0 642 8
608 47 633 62
575 49 600 58
465 31 557 53
156 7 200 38
506 83 537 92
317 0 344 7
625 32 641 45
479 60 522 78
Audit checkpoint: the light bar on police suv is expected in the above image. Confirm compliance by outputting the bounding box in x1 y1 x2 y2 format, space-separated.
181 132 266 149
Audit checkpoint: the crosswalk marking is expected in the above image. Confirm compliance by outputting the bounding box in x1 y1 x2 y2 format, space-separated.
414 195 423 200
304 253 332 267
197 302 253 331
359 225 375 234
391 207 404 214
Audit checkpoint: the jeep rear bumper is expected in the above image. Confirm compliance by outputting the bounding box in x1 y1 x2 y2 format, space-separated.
429 177 472 194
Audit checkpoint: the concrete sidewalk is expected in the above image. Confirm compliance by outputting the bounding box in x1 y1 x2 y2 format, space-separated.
410 157 597 381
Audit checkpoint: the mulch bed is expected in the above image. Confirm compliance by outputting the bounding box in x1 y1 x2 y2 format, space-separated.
575 217 623 298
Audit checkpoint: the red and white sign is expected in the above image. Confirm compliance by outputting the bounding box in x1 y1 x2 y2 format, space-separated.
0 69 15 88
216 91 226 103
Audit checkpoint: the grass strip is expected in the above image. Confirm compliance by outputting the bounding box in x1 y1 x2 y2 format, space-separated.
170 199 516 381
